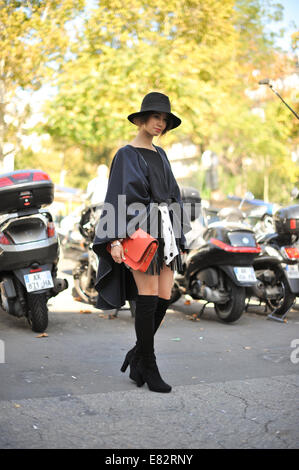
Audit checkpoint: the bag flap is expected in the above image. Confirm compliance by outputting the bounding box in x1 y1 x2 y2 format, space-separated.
123 228 158 262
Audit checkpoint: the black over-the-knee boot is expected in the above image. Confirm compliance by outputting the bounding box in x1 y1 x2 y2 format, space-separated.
134 295 171 393
121 297 171 384
154 297 171 332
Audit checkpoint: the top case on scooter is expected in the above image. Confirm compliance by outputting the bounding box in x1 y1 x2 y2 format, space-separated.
0 170 54 214
274 204 299 235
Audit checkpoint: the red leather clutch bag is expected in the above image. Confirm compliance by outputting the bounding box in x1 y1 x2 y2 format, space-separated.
106 228 159 272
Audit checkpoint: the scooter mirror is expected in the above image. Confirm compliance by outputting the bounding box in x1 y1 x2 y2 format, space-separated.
238 191 255 209
291 187 299 200
245 191 254 201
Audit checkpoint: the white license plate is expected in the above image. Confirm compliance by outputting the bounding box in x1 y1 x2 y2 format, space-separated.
24 270 54 292
234 267 256 282
285 264 299 279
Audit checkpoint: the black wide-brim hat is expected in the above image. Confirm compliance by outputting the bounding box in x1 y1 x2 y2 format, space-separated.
127 92 181 130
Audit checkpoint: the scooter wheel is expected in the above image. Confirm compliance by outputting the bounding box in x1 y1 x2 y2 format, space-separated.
73 262 98 305
215 278 245 323
27 293 48 333
129 300 136 317
169 285 182 304
266 275 296 317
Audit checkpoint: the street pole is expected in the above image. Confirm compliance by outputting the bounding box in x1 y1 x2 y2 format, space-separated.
258 78 299 120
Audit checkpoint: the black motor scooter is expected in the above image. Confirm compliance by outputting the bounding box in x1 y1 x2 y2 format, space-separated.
0 169 68 332
171 203 260 323
246 204 299 321
239 78 299 321
72 203 102 306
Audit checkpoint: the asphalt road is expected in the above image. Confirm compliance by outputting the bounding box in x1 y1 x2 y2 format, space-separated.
0 258 298 449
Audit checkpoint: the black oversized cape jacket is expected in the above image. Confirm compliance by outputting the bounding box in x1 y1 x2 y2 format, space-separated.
92 144 191 310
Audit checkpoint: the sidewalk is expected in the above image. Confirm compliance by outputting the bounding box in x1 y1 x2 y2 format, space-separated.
0 263 298 449
0 373 298 449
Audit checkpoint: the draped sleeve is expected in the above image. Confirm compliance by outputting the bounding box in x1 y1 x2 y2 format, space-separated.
92 145 151 310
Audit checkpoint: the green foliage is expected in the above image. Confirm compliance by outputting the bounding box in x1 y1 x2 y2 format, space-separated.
0 0 84 160
3 0 297 204
42 0 239 153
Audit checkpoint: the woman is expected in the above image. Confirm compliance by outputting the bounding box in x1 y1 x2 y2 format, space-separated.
93 92 191 393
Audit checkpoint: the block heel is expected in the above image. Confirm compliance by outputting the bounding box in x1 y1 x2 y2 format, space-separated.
120 356 129 373
136 356 172 393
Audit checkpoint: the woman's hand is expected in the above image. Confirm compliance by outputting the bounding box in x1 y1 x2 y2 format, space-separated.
111 244 126 264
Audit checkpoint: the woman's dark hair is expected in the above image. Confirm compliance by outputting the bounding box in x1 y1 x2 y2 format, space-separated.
135 111 173 135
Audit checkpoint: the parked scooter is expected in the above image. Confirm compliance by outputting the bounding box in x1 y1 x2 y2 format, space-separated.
214 194 299 321
246 204 299 321
171 197 260 323
0 170 68 332
72 203 102 306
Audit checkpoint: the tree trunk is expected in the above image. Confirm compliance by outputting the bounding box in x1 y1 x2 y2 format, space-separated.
0 81 5 163
263 155 270 202
0 59 6 163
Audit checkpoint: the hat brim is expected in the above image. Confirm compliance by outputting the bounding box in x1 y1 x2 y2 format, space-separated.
127 110 181 130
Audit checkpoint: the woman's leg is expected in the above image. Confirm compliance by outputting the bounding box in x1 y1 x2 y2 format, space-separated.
121 271 159 379
130 268 159 358
129 261 174 298
131 269 159 296
121 270 168 379
158 263 174 300
127 268 171 392
154 264 174 337
131 264 174 331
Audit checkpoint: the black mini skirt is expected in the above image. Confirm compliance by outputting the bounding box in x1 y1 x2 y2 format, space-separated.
145 205 183 275
124 208 183 275
125 204 184 275
144 237 183 275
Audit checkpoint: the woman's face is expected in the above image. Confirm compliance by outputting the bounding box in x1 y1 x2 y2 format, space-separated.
143 112 168 136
